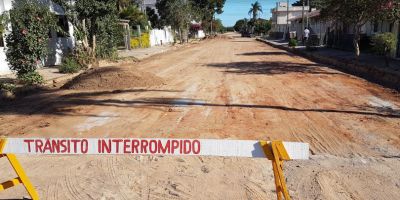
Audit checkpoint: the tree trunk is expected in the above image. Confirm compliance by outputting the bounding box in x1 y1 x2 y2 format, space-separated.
179 28 183 44
82 19 89 49
92 34 96 58
353 25 361 58
385 46 390 67
210 13 214 35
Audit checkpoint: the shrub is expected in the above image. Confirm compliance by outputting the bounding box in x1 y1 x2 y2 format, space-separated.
371 32 397 67
17 71 44 85
130 32 150 48
0 83 17 93
289 38 297 47
371 32 397 56
74 46 94 68
59 57 81 73
5 0 56 77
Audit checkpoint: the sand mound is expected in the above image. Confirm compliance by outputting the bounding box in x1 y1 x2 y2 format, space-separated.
62 66 164 90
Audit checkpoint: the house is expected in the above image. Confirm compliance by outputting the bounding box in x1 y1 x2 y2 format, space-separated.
289 10 400 58
0 0 75 75
289 10 330 44
137 0 157 13
270 2 311 34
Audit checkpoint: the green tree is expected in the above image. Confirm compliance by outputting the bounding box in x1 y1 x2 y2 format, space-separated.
55 0 120 59
253 19 271 35
234 18 248 32
0 14 4 35
292 0 324 9
248 1 262 20
119 5 149 29
5 0 56 83
146 7 163 29
117 0 132 11
212 18 225 33
376 0 400 23
320 0 395 57
157 0 194 43
76 0 120 58
191 0 226 33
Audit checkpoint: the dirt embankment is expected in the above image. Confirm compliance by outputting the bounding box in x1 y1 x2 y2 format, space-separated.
62 66 164 90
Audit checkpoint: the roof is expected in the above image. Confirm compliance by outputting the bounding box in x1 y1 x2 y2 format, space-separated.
289 10 320 21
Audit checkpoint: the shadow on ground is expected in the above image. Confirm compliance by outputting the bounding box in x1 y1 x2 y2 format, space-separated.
1 93 399 118
207 61 343 75
237 52 291 56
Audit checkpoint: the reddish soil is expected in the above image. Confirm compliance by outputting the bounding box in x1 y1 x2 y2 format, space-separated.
0 33 399 199
62 66 164 90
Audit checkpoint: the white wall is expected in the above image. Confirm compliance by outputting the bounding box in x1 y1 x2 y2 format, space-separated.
149 27 174 46
0 0 12 75
196 30 205 39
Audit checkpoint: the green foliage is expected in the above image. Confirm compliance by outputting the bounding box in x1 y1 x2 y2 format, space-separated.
371 32 397 56
130 33 150 48
59 56 81 73
0 83 17 93
159 0 226 34
253 19 271 35
74 0 120 59
167 0 193 30
292 0 324 9
5 0 56 78
0 14 4 35
146 7 163 29
248 1 262 20
95 14 120 59
319 0 396 56
375 0 400 23
211 19 225 33
289 38 298 47
234 18 249 32
17 71 44 85
226 26 234 32
120 5 149 29
234 18 270 35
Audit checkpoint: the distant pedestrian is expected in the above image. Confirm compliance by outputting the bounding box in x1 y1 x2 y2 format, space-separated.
303 28 310 43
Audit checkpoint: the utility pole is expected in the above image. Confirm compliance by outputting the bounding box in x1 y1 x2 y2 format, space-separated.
306 0 310 28
302 0 305 37
286 0 289 38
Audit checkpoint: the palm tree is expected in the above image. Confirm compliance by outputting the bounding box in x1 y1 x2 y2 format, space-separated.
248 1 263 20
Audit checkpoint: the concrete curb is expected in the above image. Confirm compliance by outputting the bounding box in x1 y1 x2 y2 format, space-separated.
257 38 400 91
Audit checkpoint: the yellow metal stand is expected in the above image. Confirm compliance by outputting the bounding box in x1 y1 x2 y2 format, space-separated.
260 140 291 200
0 139 39 200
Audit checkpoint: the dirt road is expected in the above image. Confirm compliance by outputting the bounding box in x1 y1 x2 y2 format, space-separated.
0 33 399 199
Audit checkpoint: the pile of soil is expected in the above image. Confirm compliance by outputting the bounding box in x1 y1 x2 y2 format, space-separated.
62 66 164 90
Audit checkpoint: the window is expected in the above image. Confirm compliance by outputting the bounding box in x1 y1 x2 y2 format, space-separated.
56 15 69 37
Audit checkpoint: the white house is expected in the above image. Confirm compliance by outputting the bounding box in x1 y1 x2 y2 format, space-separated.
0 0 75 75
270 2 311 33
289 10 400 58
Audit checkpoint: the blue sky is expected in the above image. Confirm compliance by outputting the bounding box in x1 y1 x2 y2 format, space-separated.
217 0 293 27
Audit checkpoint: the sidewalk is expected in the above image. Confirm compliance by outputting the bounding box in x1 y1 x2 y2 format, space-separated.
0 44 176 85
118 45 173 60
259 38 400 90
266 39 400 71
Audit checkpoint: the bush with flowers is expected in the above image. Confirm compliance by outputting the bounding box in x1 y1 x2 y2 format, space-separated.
5 0 56 84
